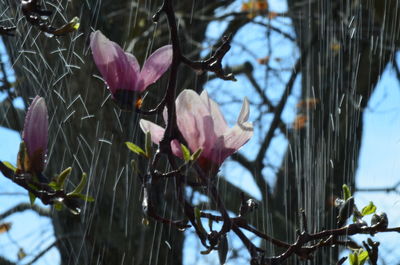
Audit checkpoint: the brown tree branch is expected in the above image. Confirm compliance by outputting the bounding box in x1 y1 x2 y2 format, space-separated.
0 202 51 220
0 100 24 132
356 180 400 194
255 48 306 165
23 240 57 265
393 57 400 87
0 58 24 132
0 162 82 214
0 256 16 265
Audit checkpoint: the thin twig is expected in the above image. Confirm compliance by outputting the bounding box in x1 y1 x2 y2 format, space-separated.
356 181 400 194
0 162 82 213
23 240 57 265
0 202 51 220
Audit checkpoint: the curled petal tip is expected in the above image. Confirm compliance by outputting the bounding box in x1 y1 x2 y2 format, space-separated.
237 97 250 124
139 119 165 144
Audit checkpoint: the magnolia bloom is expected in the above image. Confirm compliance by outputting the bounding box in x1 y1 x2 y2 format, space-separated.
140 90 253 171
22 96 48 173
90 30 173 110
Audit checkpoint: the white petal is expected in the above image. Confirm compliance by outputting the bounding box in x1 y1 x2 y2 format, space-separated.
139 119 165 144
237 97 250 124
175 90 217 154
200 90 229 135
223 123 253 153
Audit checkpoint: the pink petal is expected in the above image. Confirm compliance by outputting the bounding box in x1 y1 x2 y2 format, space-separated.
124 52 141 90
200 90 229 135
207 122 253 165
162 107 168 124
208 137 236 165
213 97 253 163
139 119 165 144
221 124 253 160
139 119 183 158
125 52 140 74
171 139 183 158
23 96 48 172
138 45 173 92
175 90 217 156
90 31 139 94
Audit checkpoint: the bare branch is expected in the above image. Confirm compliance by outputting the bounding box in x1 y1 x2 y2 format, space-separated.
0 26 16 36
0 192 27 196
255 34 316 165
251 21 296 41
336 257 347 265
255 57 299 164
393 58 400 87
0 100 24 132
356 180 400 194
0 256 16 265
0 162 83 214
23 240 57 265
240 62 288 135
0 202 51 220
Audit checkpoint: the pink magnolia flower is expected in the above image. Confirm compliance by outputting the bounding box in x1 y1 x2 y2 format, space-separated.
90 30 173 110
140 89 253 171
22 96 48 173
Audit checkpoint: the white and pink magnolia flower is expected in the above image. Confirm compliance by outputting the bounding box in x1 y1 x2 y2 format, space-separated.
140 89 253 171
22 96 48 173
90 30 172 109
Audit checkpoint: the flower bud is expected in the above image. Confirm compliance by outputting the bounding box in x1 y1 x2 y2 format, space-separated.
22 96 48 173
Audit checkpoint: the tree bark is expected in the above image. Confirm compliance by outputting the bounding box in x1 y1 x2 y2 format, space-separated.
270 0 399 263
